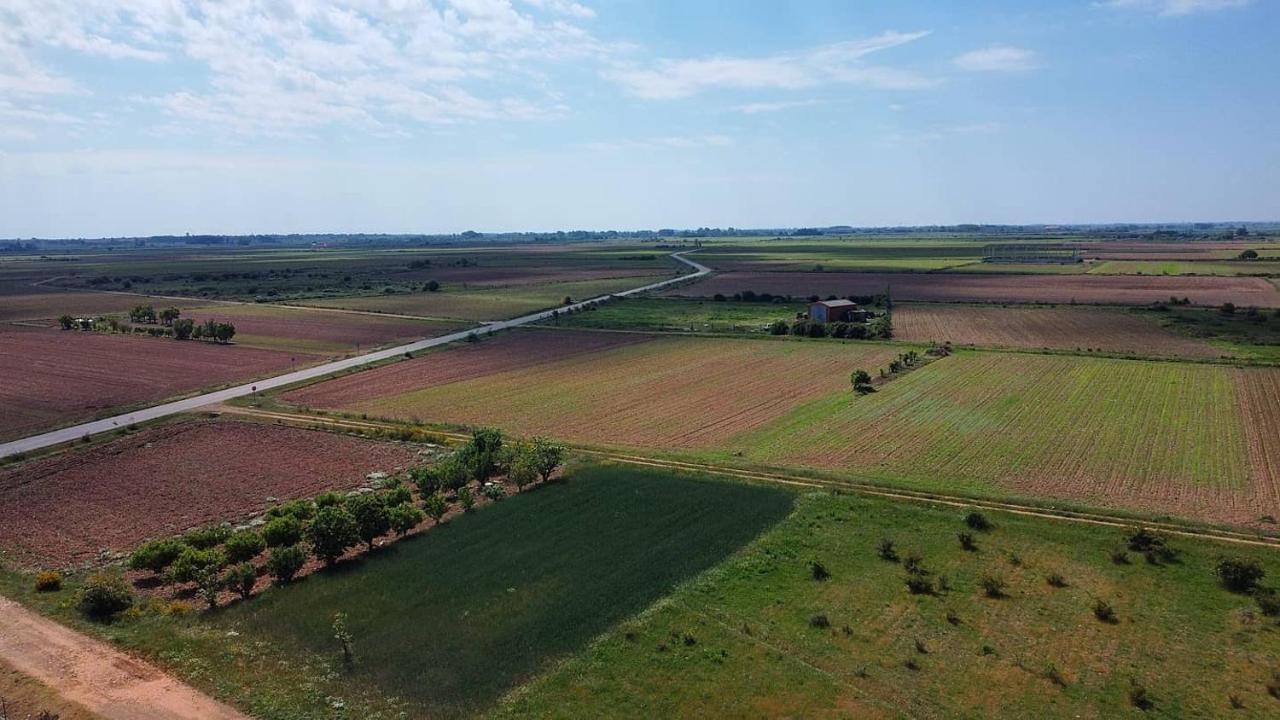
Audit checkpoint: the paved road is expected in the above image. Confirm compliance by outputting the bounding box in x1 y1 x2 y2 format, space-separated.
0 251 709 459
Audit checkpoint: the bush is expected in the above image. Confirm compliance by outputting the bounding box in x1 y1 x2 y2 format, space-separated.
1253 588 1280 617
225 562 257 600
423 492 449 524
266 499 315 522
383 484 413 507
388 504 424 536
979 574 1006 598
262 515 304 548
1128 681 1154 710
905 575 934 595
964 511 991 531
1110 550 1131 565
1127 527 1178 564
314 491 344 509
34 570 62 592
224 529 266 563
458 486 475 512
1215 557 1265 593
810 561 830 581
877 538 899 562
958 532 977 552
308 506 360 566
1092 598 1118 623
1046 572 1068 588
481 483 506 501
267 544 307 583
903 553 926 576
347 493 391 551
182 524 231 550
129 537 187 575
808 614 830 629
768 320 789 335
77 573 135 620
169 547 227 607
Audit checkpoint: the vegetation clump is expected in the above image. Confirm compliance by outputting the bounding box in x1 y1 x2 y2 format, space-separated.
34 570 62 592
76 572 134 621
1215 557 1265 593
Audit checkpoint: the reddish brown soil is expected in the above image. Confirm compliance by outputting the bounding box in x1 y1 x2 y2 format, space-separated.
281 328 652 408
0 325 313 441
0 420 417 567
184 304 458 349
396 266 660 287
1078 241 1261 261
0 287 197 323
667 271 1280 307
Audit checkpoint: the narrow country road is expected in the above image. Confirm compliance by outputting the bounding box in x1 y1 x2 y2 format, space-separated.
0 597 249 720
0 251 709 459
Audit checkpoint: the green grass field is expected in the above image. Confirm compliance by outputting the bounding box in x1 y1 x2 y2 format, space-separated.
295 274 673 321
1089 260 1280 277
214 465 794 718
1138 306 1280 363
495 490 1280 719
552 297 806 334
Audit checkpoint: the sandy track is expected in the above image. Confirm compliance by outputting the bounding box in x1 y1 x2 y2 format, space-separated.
0 597 247 720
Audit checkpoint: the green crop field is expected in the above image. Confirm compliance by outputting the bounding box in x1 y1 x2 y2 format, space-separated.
496 490 1280 719
1089 260 1280 277
295 274 673 321
213 465 794 718
552 297 806 334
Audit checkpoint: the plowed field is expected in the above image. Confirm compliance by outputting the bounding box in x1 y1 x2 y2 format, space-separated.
0 420 416 566
183 303 464 355
669 271 1280 307
0 325 311 441
892 304 1224 358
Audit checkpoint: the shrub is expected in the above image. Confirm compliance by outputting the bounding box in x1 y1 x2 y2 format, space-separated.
481 483 506 501
877 538 899 562
904 657 920 671
225 562 257 600
388 504 424 536
76 572 135 621
383 484 413 507
314 491 344 509
268 498 316 522
1092 598 1118 623
411 464 445 495
1215 557 1265 593
170 547 227 607
1046 572 1068 588
262 515 304 548
224 529 266 564
529 437 566 483
808 614 830 629
34 570 62 592
903 553 926 575
308 506 360 566
964 511 991 531
1254 588 1280 617
906 575 935 595
267 544 307 583
1110 550 1131 565
979 574 1006 599
458 486 475 512
1127 527 1178 564
508 453 537 490
1129 681 1154 710
423 492 449 524
1044 664 1067 688
958 532 977 552
129 537 187 576
810 561 830 581
182 524 231 550
914 638 928 654
768 320 789 335
347 493 391 551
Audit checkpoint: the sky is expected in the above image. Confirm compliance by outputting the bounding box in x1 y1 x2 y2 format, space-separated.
1 0 1277 237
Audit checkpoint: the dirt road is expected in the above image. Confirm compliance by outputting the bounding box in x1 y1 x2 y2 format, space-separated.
0 597 248 720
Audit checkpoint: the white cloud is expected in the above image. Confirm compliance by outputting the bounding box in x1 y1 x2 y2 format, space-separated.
584 134 733 151
0 0 611 136
608 30 934 100
953 46 1039 72
731 99 823 114
1097 0 1251 16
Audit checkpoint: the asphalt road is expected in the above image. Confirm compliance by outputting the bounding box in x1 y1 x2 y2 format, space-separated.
0 251 709 459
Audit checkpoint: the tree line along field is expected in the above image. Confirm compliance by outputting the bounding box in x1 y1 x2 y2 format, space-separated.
496 488 1280 719
281 330 1280 528
0 419 418 566
667 271 1280 307
280 330 908 450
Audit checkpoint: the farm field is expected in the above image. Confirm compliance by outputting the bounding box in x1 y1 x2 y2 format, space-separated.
1139 306 1280 362
294 273 674 321
551 296 807 334
1088 260 1280 276
892 303 1226 358
668 270 1280 307
0 419 416 566
0 325 314 442
740 352 1280 527
0 286 198 323
498 490 1280 719
181 303 468 355
282 330 908 450
207 465 793 718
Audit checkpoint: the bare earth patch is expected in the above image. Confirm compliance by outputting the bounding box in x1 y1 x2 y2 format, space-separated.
0 419 417 566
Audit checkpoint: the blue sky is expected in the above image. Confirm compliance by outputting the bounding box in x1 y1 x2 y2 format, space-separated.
1 0 1276 237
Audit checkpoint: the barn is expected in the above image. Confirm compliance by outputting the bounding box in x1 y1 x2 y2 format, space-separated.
808 299 870 323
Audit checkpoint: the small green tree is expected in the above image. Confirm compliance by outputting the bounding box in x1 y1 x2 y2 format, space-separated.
1215 557 1265 593
224 562 257 600
182 524 231 549
58 314 75 330
76 572 134 621
333 612 355 670
458 486 475 512
262 515 304 548
129 537 187 577
224 529 266 563
388 504 424 536
307 506 359 567
266 544 307 583
423 492 449 524
172 317 195 340
159 307 181 326
426 280 440 291
170 547 227 608
347 493 391 551
529 437 565 483
508 451 537 490
213 321 236 344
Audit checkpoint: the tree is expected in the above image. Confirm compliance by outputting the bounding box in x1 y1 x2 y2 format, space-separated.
458 486 475 512
529 437 565 483
768 320 789 335
333 611 355 670
1216 557 1264 593
266 544 307 583
1220 302 1237 315
1239 249 1259 260
423 492 449 524
159 307 181 326
76 572 134 621
129 304 157 324
172 318 195 340
224 529 266 563
426 280 440 292
129 537 187 577
169 547 227 608
508 450 537 490
307 505 359 566
262 515 304 548
851 369 872 392
347 493 391 551
224 562 257 600
58 314 75 330
213 322 236 344
388 504 424 536
461 427 506 482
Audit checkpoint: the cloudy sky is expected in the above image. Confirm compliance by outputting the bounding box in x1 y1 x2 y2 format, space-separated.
1 0 1276 237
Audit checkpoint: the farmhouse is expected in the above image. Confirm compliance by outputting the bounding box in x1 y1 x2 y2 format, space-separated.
808 299 872 323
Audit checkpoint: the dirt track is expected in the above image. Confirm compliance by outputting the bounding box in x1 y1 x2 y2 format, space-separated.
0 596 247 720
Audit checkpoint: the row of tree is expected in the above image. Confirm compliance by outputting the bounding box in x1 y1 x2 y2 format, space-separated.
59 307 236 343
769 316 893 340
